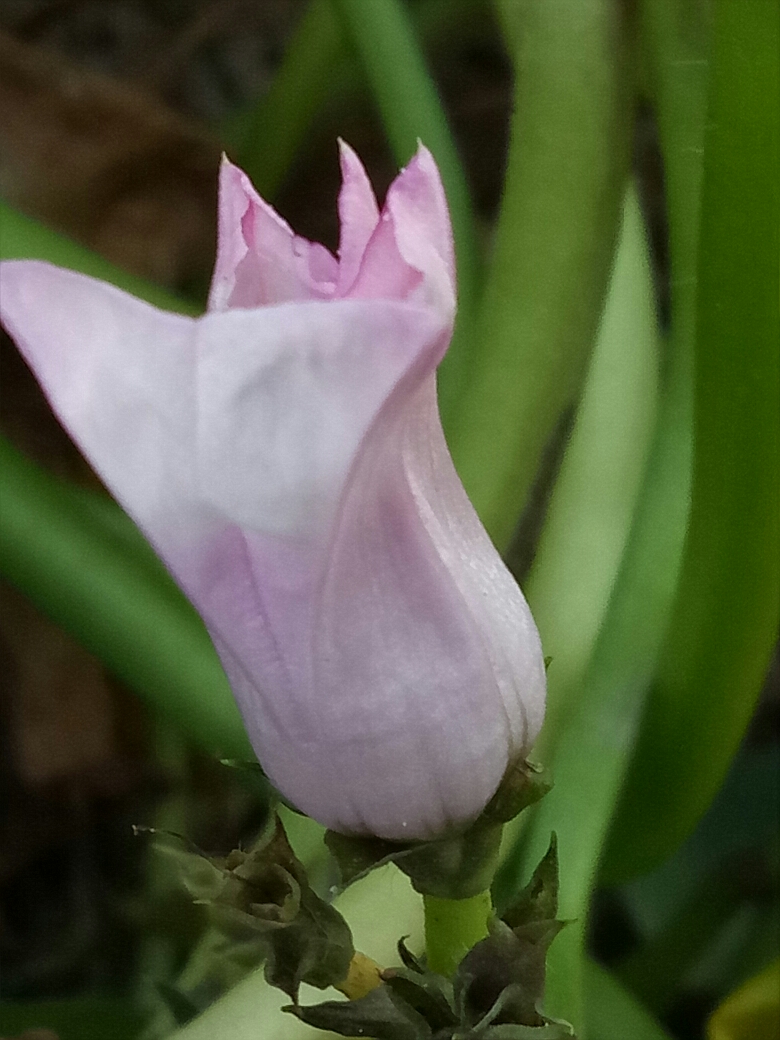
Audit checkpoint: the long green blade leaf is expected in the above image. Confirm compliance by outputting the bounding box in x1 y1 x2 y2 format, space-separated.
585 960 673 1040
604 0 780 880
452 0 632 549
225 0 346 200
493 5 712 1025
524 184 660 754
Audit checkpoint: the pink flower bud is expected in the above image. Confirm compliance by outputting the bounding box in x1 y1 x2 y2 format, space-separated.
0 143 545 839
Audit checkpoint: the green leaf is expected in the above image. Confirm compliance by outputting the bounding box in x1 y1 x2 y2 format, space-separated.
707 957 780 1040
603 0 780 879
615 745 780 1008
583 960 672 1040
494 3 712 1030
0 436 252 759
495 306 692 1032
522 184 661 756
451 0 633 548
156 982 204 1028
617 868 743 1013
225 0 346 199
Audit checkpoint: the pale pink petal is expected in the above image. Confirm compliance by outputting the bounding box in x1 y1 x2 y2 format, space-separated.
347 144 456 319
1 259 464 829
1 256 446 584
385 144 456 312
344 211 424 303
190 300 446 542
402 380 546 758
181 301 452 800
260 373 544 839
208 156 337 311
0 262 199 533
335 140 380 296
0 146 546 843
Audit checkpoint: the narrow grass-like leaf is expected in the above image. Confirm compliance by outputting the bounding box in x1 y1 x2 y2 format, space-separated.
224 0 346 199
603 0 780 881
223 0 484 204
451 0 633 549
0 437 250 759
493 6 711 1026
617 870 743 1013
523 184 660 755
494 336 692 1033
590 0 708 886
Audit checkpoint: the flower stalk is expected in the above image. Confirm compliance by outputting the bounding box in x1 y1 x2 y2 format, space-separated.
423 889 493 978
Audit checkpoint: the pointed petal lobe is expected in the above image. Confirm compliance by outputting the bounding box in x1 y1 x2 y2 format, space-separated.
208 157 337 310
347 144 456 318
336 140 380 296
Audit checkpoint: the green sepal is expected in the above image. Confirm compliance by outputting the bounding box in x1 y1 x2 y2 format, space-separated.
292 838 574 1039
455 919 562 1031
482 761 553 826
398 936 426 973
325 760 549 900
324 830 404 886
382 966 457 1032
143 814 354 1001
451 836 571 1037
502 836 559 930
327 820 503 900
219 758 267 777
285 984 432 1040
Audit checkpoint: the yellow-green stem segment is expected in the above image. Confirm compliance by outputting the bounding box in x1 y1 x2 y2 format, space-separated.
423 891 492 978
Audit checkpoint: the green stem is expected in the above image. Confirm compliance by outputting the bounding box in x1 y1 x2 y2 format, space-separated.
423 890 492 977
